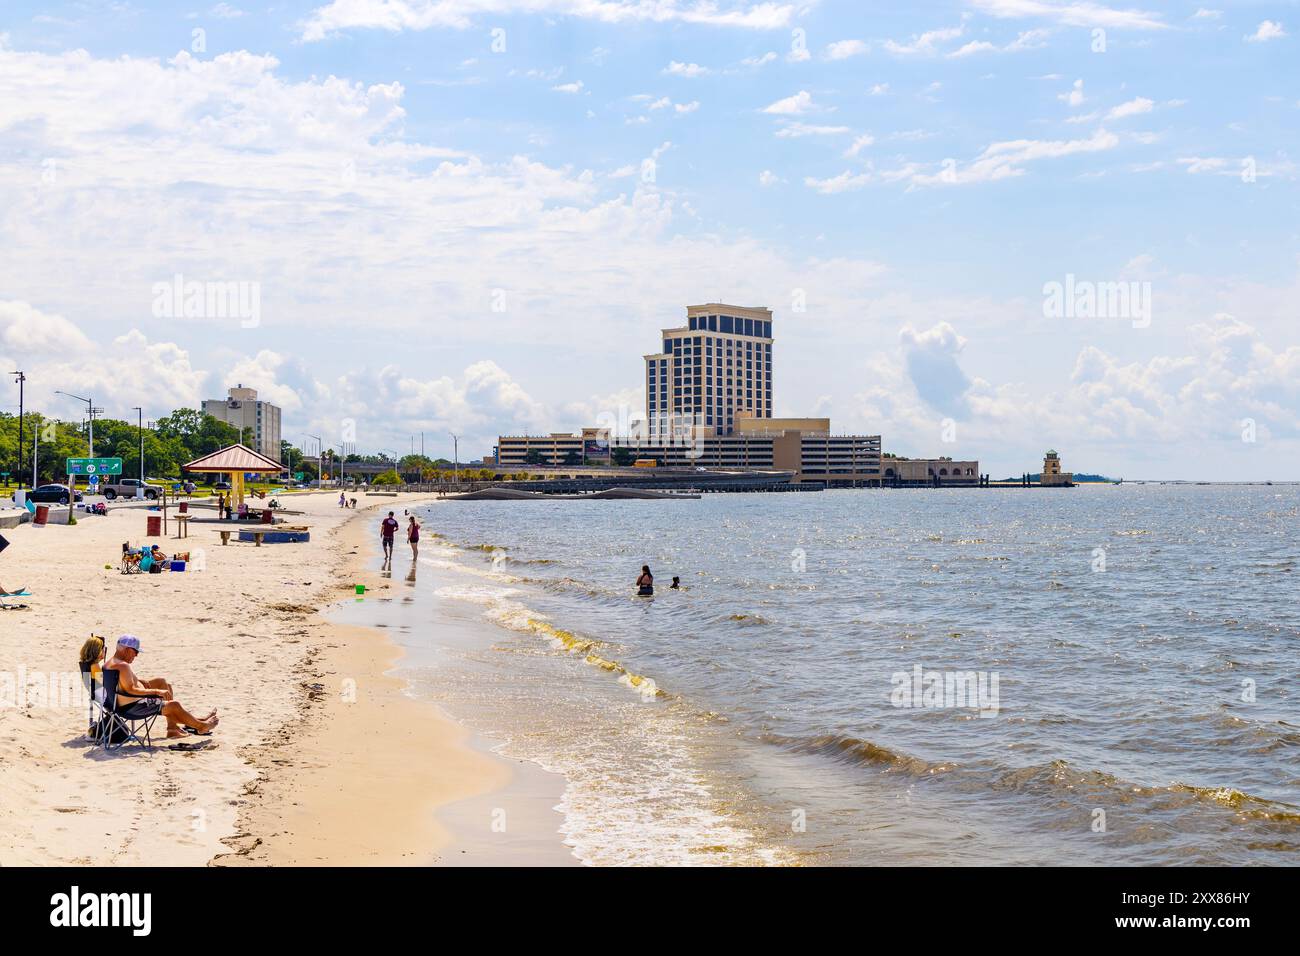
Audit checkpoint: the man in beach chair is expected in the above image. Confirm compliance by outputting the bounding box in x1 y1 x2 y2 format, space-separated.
101 636 218 746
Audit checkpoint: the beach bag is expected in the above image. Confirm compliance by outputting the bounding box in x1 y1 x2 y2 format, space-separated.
148 562 163 574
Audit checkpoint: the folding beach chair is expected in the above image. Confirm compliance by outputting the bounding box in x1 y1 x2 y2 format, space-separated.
79 661 104 739
93 667 160 751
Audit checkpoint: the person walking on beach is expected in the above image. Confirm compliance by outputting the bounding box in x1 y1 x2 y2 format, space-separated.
407 515 420 560
339 492 347 508
636 565 654 596
380 511 399 567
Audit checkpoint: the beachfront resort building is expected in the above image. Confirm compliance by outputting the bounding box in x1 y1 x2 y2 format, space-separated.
645 303 774 440
201 385 282 463
494 301 982 488
497 417 886 486
1039 450 1074 487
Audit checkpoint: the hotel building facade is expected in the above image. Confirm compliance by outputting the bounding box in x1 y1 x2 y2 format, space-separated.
646 303 774 439
495 302 977 488
201 385 283 463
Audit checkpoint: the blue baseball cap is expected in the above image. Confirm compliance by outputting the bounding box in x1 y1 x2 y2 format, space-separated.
117 635 141 651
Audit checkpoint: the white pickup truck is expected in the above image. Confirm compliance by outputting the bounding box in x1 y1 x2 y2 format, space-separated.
97 478 163 501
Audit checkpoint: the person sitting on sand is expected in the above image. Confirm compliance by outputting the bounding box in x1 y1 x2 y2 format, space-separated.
636 565 654 596
0 583 27 596
105 636 218 738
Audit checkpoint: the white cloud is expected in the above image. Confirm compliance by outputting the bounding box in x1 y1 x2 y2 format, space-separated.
904 127 1120 186
869 82 890 95
775 122 851 138
825 39 869 60
844 133 875 157
762 90 818 114
552 79 585 93
854 312 1300 474
209 3 245 18
1245 20 1287 43
1191 8 1220 19
300 0 798 41
884 25 964 55
1106 96 1153 119
804 170 872 194
674 100 700 114
741 51 778 67
970 0 1166 31
757 169 780 186
1058 77 1085 107
663 60 710 77
948 28 1050 57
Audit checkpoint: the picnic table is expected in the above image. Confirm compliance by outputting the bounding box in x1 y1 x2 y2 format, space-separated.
213 528 270 546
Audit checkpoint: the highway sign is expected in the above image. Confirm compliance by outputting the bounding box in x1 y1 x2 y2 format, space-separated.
67 457 123 476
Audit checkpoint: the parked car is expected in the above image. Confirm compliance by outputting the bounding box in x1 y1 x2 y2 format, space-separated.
213 481 232 491
98 478 162 501
28 484 83 505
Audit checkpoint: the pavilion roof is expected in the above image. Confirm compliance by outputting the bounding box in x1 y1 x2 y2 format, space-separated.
182 443 283 473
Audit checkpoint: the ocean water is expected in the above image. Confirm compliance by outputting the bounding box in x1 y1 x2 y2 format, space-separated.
378 485 1299 865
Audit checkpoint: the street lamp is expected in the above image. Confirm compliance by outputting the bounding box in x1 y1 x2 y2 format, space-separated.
10 371 23 490
450 433 460 484
54 390 101 457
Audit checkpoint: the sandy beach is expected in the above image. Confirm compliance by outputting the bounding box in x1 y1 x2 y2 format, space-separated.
0 492 556 866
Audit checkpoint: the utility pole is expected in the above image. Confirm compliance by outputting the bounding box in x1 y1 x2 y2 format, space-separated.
10 371 24 491
132 407 144 483
450 433 460 484
55 390 99 456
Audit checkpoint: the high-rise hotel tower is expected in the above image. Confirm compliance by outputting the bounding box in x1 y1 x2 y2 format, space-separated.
644 303 774 438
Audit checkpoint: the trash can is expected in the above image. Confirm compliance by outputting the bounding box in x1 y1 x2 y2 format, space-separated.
261 509 273 524
146 515 162 537
33 505 49 527
179 501 188 513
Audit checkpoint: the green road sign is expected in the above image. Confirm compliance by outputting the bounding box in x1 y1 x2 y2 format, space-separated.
66 457 123 476
294 472 305 481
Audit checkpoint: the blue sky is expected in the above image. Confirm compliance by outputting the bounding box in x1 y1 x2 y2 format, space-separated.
0 0 1297 478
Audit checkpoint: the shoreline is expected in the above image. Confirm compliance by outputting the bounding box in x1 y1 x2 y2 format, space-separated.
215 494 572 867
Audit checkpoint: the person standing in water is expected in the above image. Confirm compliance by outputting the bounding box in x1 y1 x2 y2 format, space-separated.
636 565 654 596
380 511 399 567
407 515 420 559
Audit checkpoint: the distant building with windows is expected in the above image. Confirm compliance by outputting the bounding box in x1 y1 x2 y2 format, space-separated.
882 458 980 487
645 303 773 439
201 385 282 463
493 301 980 489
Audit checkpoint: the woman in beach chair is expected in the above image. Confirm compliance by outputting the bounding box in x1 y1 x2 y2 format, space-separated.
78 636 107 738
